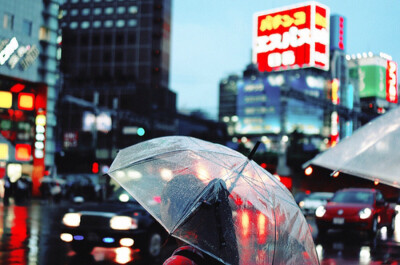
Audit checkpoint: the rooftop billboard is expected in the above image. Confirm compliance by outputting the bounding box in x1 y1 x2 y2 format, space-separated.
349 56 398 103
253 1 330 72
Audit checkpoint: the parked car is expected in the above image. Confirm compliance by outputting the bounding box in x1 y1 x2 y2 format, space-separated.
299 192 334 216
315 188 396 237
60 182 167 258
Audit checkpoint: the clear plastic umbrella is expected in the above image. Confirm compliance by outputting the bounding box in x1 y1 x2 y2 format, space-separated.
305 106 400 189
107 136 319 265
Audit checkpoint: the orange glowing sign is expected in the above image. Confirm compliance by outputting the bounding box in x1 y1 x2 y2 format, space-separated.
18 92 35 110
331 78 340 105
386 60 398 103
253 2 330 72
15 144 31 161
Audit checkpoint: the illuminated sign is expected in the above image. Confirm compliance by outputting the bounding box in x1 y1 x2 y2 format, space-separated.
330 15 346 51
386 60 398 103
15 144 31 161
331 78 340 104
330 111 339 147
18 92 35 110
0 91 12 108
82 111 112 133
253 1 330 72
35 113 46 159
349 56 397 100
236 78 281 134
0 143 8 160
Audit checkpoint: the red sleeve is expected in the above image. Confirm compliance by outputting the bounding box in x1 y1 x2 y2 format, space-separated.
163 255 196 265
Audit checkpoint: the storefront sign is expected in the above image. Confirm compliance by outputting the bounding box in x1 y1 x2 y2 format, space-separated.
253 2 330 72
0 37 39 70
0 37 18 65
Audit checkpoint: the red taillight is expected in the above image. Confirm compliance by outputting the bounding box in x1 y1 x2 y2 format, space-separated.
257 212 267 244
241 210 250 237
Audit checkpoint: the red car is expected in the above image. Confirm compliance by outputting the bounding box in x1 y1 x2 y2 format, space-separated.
315 188 396 237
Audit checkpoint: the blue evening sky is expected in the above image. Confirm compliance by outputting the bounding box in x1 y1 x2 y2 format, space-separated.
169 0 399 120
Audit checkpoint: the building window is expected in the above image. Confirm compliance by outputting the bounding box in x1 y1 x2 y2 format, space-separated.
70 22 78 29
71 0 79 3
127 19 137 27
70 9 78 16
93 8 101 15
116 6 126 14
81 21 90 29
116 20 125 28
39 27 50 41
128 6 138 14
105 7 114 15
3 13 14 30
82 8 90 16
93 20 101 28
22 19 32 36
104 20 113 28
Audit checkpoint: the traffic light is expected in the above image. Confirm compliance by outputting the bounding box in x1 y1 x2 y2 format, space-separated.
92 162 99 174
137 127 145 136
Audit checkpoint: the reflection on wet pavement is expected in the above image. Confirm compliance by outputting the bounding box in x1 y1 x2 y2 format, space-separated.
314 213 400 264
1 200 400 264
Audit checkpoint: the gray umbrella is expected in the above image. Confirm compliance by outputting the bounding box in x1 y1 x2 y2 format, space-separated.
305 106 400 188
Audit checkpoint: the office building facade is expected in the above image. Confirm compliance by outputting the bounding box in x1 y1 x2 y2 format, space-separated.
58 0 176 173
0 0 62 195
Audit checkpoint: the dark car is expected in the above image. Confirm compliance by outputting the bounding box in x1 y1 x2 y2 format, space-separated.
315 188 396 237
60 184 166 258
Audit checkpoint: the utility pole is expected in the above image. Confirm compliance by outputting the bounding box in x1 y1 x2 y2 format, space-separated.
276 74 291 177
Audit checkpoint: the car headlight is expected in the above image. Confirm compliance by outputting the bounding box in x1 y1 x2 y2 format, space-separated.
110 216 138 230
299 201 305 208
62 213 81 227
359 208 372 219
315 206 326 217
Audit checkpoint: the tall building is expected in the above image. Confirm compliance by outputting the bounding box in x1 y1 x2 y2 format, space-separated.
58 0 176 173
0 0 62 195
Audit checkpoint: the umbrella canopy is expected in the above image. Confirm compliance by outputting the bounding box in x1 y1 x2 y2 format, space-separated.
305 106 400 189
108 136 318 265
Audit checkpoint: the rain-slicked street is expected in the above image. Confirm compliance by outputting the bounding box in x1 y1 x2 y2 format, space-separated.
1 199 399 265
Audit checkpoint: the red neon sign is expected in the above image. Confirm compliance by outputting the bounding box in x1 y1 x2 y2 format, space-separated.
386 60 398 103
253 2 330 72
338 16 344 50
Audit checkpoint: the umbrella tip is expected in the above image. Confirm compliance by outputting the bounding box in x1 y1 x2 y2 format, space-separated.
247 141 261 161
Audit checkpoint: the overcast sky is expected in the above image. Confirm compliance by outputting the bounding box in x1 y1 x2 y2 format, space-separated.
169 0 400 119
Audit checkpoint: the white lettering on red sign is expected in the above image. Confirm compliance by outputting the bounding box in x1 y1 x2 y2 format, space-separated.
386 61 398 103
253 3 330 72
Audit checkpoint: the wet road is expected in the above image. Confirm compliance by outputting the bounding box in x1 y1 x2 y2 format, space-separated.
1 200 400 264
